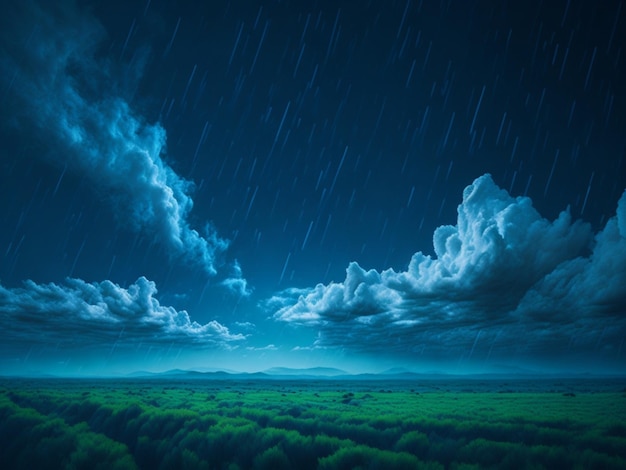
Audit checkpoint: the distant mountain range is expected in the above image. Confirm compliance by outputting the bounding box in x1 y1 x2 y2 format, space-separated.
127 369 270 379
4 366 622 380
263 367 348 376
125 366 425 380
122 367 559 381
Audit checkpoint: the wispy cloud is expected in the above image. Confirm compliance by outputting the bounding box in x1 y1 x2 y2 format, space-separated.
0 0 229 275
271 174 626 366
0 276 244 350
221 261 252 297
246 344 278 351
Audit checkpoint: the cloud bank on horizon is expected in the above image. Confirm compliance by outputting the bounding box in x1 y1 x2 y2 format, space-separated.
0 0 230 277
271 174 626 367
0 276 244 352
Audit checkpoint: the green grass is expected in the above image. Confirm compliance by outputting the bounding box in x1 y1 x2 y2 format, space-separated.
0 378 625 469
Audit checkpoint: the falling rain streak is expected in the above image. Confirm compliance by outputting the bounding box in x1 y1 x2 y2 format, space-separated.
0 0 624 376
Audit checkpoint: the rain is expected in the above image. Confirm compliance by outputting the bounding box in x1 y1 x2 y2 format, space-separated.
0 0 625 376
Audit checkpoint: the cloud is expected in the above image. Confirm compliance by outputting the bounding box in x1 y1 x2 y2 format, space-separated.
234 321 256 330
0 0 228 275
290 339 328 352
221 261 252 297
0 276 245 350
516 188 626 319
271 174 626 366
246 344 278 351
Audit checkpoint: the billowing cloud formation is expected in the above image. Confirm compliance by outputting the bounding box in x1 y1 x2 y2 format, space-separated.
271 175 626 366
0 0 227 275
221 261 253 297
0 276 244 350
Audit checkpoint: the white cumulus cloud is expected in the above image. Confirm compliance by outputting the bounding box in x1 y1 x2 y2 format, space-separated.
0 276 245 350
271 174 626 366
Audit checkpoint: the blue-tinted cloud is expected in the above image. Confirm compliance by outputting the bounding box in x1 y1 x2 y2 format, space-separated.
221 261 252 297
246 344 278 351
0 0 228 275
272 174 626 366
0 276 245 350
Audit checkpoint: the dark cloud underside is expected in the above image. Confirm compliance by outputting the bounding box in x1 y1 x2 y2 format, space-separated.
0 276 244 351
271 175 626 365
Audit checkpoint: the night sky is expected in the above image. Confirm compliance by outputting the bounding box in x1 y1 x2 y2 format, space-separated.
1 0 625 376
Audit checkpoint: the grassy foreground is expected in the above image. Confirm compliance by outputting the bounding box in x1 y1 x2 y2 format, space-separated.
1 378 625 469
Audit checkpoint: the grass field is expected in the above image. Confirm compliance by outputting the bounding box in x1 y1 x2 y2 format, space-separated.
1 377 625 469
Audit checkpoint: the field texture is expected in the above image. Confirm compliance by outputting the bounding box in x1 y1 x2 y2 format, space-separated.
1 378 625 469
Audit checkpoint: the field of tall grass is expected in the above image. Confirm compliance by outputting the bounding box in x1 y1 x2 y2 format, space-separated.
1 378 625 469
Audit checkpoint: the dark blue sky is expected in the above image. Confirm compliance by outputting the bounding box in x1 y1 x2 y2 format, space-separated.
1 0 625 375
